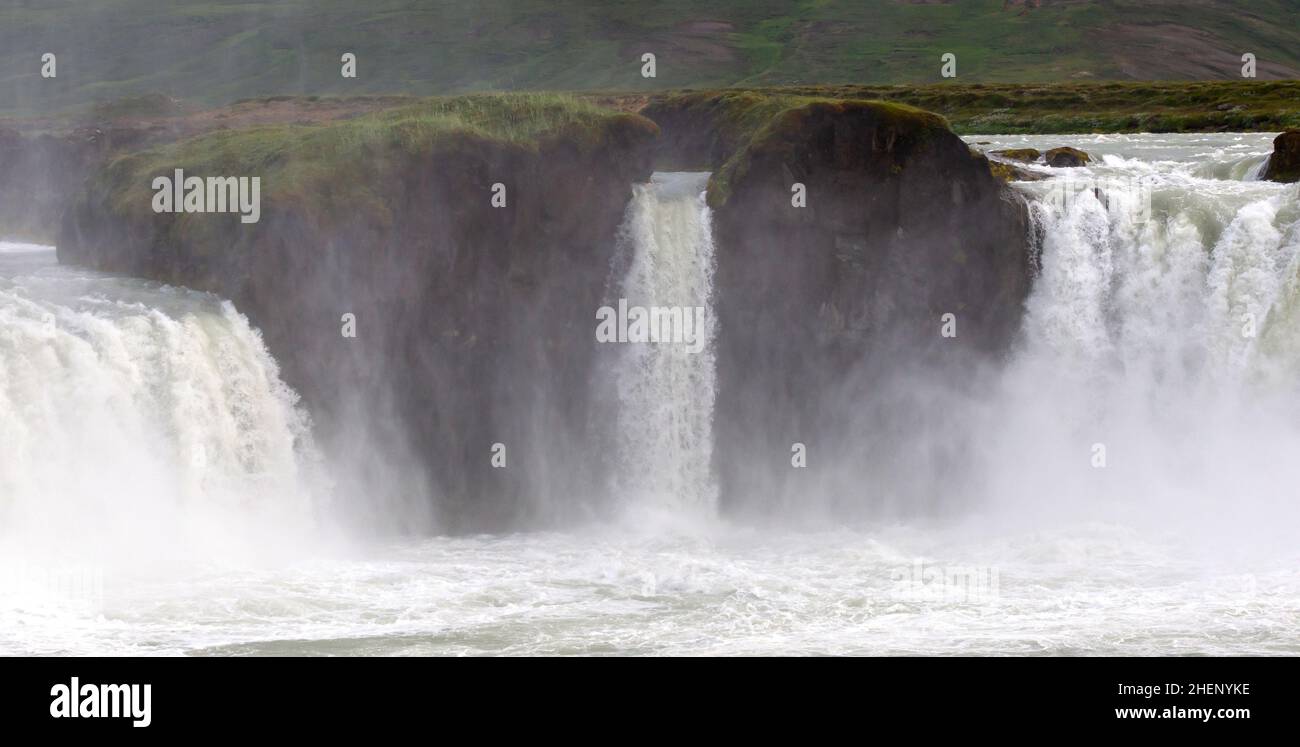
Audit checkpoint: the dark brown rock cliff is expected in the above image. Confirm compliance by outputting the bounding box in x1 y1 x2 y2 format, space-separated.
58 103 658 531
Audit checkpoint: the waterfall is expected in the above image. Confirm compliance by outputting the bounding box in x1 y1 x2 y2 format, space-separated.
1020 155 1300 383
607 172 719 516
0 243 320 565
970 135 1300 529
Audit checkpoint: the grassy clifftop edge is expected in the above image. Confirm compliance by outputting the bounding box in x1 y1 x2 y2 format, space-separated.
71 89 961 232
37 82 1300 250
87 93 657 224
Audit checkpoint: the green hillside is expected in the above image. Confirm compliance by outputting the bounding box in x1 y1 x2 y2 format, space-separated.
2 0 1298 115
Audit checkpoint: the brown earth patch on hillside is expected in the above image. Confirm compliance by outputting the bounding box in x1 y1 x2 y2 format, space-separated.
1103 23 1300 79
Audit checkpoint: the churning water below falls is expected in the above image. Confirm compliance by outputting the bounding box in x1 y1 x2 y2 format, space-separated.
4 135 1300 655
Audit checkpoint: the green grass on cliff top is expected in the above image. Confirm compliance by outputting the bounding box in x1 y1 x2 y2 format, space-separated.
96 93 631 217
649 89 946 142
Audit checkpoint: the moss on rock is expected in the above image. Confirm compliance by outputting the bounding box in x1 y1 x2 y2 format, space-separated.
987 158 1046 182
991 148 1041 162
638 91 950 207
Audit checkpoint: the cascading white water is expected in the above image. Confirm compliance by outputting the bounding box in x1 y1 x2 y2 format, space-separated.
3 139 1299 656
608 172 719 516
969 134 1300 536
0 243 321 567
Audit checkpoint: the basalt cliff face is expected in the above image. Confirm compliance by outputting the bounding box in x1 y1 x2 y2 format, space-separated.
34 93 1032 529
57 104 658 531
643 94 1034 519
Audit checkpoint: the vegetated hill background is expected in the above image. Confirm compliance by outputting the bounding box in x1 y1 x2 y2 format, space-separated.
2 0 1299 115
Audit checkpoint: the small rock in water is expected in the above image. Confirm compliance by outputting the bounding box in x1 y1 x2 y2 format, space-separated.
1262 130 1300 183
991 148 1041 163
1044 146 1091 167
987 159 1047 182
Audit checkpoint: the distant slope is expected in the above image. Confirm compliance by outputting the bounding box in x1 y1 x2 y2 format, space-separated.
2 0 1298 115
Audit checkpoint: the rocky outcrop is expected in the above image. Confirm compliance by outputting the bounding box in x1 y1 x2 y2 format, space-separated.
1045 146 1090 167
1262 130 1300 183
977 144 1083 180
695 99 1034 518
59 102 658 531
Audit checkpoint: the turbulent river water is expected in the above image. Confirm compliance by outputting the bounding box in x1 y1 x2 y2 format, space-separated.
2 133 1299 655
